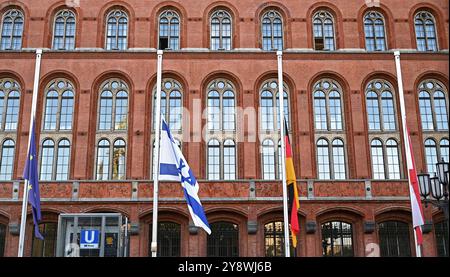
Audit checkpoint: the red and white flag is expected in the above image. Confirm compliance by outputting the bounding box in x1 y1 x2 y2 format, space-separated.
405 126 425 245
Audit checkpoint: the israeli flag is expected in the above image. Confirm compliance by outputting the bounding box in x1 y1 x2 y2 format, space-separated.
159 118 211 234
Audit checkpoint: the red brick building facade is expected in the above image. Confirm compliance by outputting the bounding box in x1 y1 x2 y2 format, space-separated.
0 0 448 257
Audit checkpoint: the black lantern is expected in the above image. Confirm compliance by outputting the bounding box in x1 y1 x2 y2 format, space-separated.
418 173 431 199
430 174 443 200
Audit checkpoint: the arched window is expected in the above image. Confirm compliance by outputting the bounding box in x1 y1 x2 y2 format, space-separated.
39 138 71 181
313 11 335 50
223 139 236 180
210 10 232 50
55 139 70 180
0 139 15 180
158 10 180 50
96 139 110 180
370 138 401 179
40 139 55 181
262 139 275 180
332 139 346 179
207 222 239 257
371 139 385 179
52 9 76 50
105 10 128 50
313 79 343 131
440 138 449 162
43 79 74 130
414 11 438 51
366 80 396 131
98 79 128 131
207 79 235 131
321 221 353 257
1 9 24 50
148 222 181 257
378 221 411 257
0 79 20 131
112 139 126 180
424 138 438 174
364 11 386 51
153 79 183 130
418 80 448 131
316 138 347 180
261 10 283 51
317 139 330 179
264 221 295 257
260 80 289 130
96 138 126 180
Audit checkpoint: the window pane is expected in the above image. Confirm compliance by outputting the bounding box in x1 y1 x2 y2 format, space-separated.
314 92 327 130
115 91 128 130
40 140 55 181
5 91 19 130
149 222 181 257
424 139 438 174
366 91 381 130
31 223 57 257
371 139 385 179
329 91 342 130
262 140 275 180
96 140 110 180
112 140 126 180
99 91 113 130
419 91 433 130
56 139 70 180
386 139 401 179
261 91 274 130
208 140 220 180
381 92 396 130
322 221 353 257
169 90 182 130
208 91 220 130
0 139 15 180
435 221 449 257
434 91 448 130
317 139 330 179
332 139 346 179
440 139 449 163
223 91 235 130
60 91 74 130
223 140 235 180
44 91 58 130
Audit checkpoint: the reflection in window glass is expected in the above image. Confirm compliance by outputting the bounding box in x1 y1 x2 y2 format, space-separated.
0 139 15 180
321 221 353 257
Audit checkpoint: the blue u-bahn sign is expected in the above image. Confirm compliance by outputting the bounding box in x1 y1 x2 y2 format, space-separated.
80 230 100 249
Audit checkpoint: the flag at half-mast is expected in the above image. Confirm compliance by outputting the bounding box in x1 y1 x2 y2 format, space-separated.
23 120 44 240
406 126 425 245
284 118 300 247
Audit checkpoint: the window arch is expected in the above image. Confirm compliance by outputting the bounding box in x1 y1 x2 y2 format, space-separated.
313 79 343 131
98 79 128 131
378 221 411 256
207 79 235 131
96 138 126 180
321 221 353 256
43 79 75 131
153 79 183 131
158 10 180 50
52 9 76 50
261 10 283 51
0 8 24 50
366 79 396 131
210 10 232 50
364 11 387 51
39 138 71 181
0 139 15 180
207 221 239 257
313 11 335 51
105 9 128 50
260 79 289 130
414 11 438 51
370 138 401 179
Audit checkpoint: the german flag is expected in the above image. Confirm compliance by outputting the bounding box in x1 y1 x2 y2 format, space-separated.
284 118 300 248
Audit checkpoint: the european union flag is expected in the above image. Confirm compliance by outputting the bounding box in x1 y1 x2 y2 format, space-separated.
23 120 43 240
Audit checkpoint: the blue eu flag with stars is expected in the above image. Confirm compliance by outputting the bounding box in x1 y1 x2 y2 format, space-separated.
23 120 44 240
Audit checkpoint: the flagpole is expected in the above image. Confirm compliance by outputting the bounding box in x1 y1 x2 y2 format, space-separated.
18 49 43 257
393 50 422 257
151 50 163 257
277 51 290 257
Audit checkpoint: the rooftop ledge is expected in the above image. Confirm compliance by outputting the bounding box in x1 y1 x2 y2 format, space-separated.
1 48 448 55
